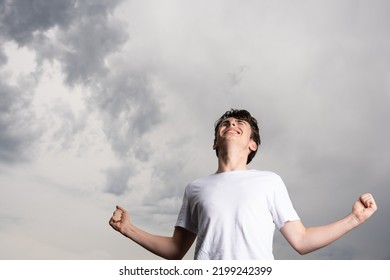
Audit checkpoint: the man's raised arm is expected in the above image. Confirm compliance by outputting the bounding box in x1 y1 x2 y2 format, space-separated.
280 193 377 255
109 205 196 259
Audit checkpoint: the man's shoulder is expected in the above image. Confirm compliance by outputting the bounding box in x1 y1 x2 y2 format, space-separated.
187 173 216 186
248 169 282 179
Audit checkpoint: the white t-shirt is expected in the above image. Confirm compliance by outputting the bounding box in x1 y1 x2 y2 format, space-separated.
175 170 300 260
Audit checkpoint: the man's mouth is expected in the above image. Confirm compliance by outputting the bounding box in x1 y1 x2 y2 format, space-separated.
224 129 240 135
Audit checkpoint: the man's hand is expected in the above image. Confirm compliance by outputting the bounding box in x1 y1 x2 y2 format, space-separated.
352 193 377 224
109 205 131 234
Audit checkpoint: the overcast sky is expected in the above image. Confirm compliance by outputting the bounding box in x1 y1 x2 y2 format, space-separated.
0 0 389 260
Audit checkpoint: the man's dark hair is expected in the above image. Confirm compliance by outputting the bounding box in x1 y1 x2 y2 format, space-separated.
213 109 261 164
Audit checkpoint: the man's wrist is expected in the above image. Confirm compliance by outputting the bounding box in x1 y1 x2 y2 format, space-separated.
121 223 136 237
348 213 361 228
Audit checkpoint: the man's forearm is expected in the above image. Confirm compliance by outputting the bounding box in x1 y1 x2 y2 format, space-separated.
120 224 184 260
299 213 360 254
281 214 360 255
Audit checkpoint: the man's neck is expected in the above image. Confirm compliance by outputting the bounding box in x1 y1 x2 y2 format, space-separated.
215 151 248 173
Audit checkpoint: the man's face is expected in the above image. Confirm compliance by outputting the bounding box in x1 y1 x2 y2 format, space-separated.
214 117 257 153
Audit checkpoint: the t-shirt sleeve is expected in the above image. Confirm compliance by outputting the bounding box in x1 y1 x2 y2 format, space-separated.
175 186 198 234
270 175 300 230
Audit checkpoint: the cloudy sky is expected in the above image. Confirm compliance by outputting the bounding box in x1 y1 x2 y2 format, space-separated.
1 0 389 260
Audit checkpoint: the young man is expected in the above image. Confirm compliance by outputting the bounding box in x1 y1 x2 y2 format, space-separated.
109 109 377 259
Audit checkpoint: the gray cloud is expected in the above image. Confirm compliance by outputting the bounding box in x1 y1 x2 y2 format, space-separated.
0 45 7 65
1 0 389 260
0 0 128 164
0 0 162 169
0 0 75 44
0 0 123 45
104 164 134 195
33 4 128 86
93 70 162 160
49 102 88 150
0 75 39 164
26 0 162 169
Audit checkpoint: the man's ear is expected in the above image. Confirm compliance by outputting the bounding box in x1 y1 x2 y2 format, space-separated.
249 140 257 152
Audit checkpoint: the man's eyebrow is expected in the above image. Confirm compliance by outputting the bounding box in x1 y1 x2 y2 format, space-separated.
220 118 247 124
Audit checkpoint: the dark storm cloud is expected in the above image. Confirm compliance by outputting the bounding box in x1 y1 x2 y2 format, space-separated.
0 0 74 44
49 102 88 150
1 0 163 193
0 0 122 45
0 77 39 164
31 1 128 86
99 72 163 195
95 70 162 160
104 164 134 195
0 0 127 164
0 45 7 65
0 0 127 87
23 0 161 163
1 0 162 172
